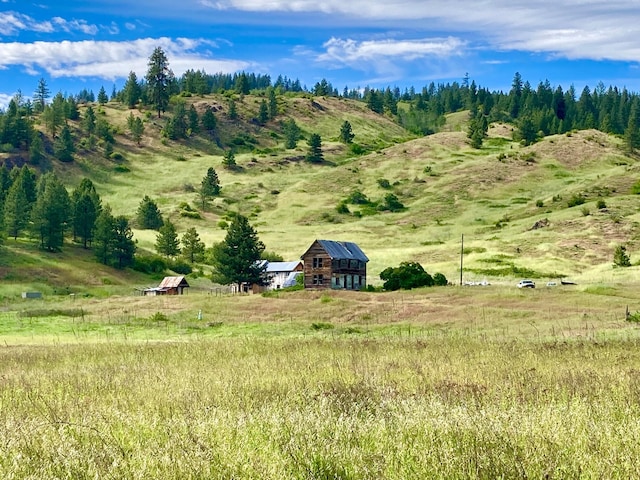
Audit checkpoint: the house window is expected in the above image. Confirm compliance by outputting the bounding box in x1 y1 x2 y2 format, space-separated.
313 274 324 285
313 257 323 268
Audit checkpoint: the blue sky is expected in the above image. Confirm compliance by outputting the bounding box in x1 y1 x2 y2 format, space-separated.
1 0 640 108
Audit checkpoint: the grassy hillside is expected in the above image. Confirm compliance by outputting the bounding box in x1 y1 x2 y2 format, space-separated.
4 92 640 295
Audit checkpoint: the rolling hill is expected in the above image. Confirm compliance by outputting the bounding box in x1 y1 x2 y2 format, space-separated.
3 92 640 296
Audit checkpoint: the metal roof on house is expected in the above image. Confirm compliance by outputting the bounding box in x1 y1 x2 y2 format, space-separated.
316 240 369 262
158 276 190 288
265 261 303 273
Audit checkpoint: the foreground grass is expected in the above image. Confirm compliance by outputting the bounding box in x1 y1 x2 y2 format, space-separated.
2 335 640 478
2 287 640 477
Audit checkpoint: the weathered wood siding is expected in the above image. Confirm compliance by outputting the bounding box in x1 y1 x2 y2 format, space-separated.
302 241 333 289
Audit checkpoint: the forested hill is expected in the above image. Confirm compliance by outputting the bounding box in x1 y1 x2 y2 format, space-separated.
1 49 640 296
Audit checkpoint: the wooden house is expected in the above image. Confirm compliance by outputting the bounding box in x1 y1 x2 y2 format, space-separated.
143 276 190 295
301 240 368 290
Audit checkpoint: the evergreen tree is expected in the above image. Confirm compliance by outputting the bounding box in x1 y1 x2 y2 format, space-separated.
228 98 238 120
94 205 115 265
339 120 355 144
235 72 250 95
97 86 109 105
624 99 640 154
146 47 171 118
136 195 164 230
201 107 217 136
155 219 180 257
222 149 236 169
54 125 75 162
29 133 44 165
516 115 537 146
122 71 142 109
71 178 101 248
181 227 205 263
30 173 71 251
112 215 136 269
33 78 50 113
258 99 269 125
0 164 11 203
83 105 96 135
3 168 31 240
210 214 267 289
282 118 300 149
267 87 278 119
199 167 221 208
306 133 323 163
614 245 632 267
188 104 200 134
127 113 145 146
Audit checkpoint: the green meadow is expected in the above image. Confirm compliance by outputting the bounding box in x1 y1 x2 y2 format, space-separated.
3 94 640 477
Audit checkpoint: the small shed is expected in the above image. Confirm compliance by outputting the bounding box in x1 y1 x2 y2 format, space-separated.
301 240 368 290
265 261 304 290
143 276 190 296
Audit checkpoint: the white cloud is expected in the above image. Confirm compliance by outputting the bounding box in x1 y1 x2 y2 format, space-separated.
0 38 250 81
198 0 640 63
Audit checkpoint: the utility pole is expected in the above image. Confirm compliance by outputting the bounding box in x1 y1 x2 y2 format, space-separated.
460 234 464 286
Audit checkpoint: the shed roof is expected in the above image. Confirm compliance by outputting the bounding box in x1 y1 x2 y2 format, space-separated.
265 261 303 273
158 276 190 289
304 240 369 262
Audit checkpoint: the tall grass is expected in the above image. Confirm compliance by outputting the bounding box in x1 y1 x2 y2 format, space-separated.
2 332 640 478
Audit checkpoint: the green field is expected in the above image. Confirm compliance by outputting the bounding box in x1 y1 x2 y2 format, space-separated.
2 287 640 478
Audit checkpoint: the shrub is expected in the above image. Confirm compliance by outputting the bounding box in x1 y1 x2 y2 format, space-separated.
168 259 193 275
536 199 544 208
336 202 350 214
596 198 607 209
581 207 590 216
132 255 167 274
433 272 448 286
377 178 391 189
346 190 370 205
614 245 631 267
567 193 585 208
379 262 436 290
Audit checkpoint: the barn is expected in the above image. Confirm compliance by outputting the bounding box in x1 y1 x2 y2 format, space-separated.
143 276 190 296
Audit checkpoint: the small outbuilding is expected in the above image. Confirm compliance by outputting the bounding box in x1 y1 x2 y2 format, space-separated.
301 239 368 290
143 276 190 296
265 261 304 290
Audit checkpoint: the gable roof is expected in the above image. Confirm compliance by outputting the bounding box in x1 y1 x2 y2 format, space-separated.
158 276 190 289
303 240 369 262
265 261 303 273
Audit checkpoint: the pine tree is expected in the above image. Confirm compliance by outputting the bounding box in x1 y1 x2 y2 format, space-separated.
83 105 96 135
97 86 109 105
33 78 50 113
136 195 164 230
199 167 221 208
624 99 640 154
127 113 145 146
122 71 141 109
71 178 101 248
188 104 200 134
94 205 115 265
155 219 180 257
112 215 136 269
201 107 217 136
228 98 238 120
30 173 71 251
146 47 171 118
181 227 205 263
614 245 632 267
3 170 31 240
258 99 269 125
306 133 323 163
282 118 301 149
339 120 355 144
222 150 236 169
210 214 267 289
29 133 44 165
54 125 75 162
267 87 278 119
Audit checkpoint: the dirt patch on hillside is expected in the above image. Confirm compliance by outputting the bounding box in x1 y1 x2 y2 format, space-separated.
488 123 514 139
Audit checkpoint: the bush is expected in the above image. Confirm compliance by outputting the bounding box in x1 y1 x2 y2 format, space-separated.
614 245 631 267
433 272 448 286
596 198 607 209
336 202 350 214
346 190 370 205
132 255 167 274
377 178 391 189
168 259 193 275
567 193 585 208
379 262 436 290
536 199 544 208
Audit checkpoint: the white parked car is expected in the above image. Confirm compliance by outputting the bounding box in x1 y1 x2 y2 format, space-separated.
517 279 536 288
